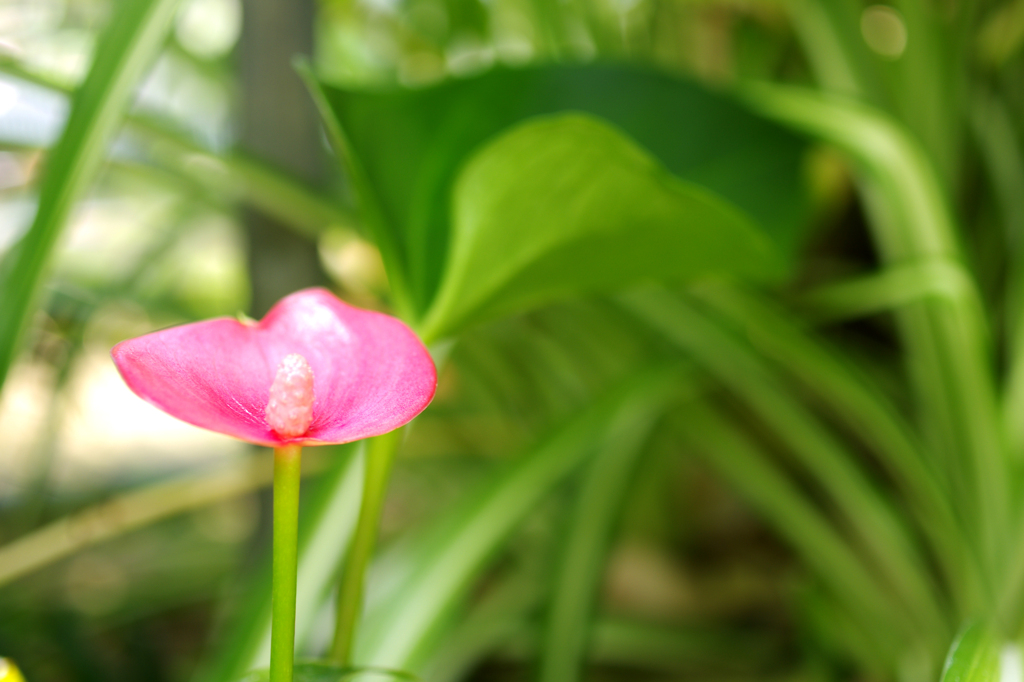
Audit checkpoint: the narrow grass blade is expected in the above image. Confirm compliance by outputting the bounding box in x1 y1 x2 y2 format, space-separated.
621 288 949 651
785 0 960 189
970 92 1024 457
0 57 355 242
782 0 882 100
800 260 976 324
0 0 182 391
676 403 905 669
354 370 679 672
420 571 542 682
698 284 973 608
438 605 784 682
143 138 357 240
743 82 1008 603
537 388 664 682
0 457 318 589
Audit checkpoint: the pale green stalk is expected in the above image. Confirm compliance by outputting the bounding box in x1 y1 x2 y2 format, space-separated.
329 430 402 665
271 445 303 682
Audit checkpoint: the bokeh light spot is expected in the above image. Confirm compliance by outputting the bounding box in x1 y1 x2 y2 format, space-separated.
861 5 908 59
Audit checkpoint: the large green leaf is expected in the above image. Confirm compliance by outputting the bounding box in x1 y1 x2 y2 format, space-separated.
307 63 812 317
0 0 182 392
418 114 782 340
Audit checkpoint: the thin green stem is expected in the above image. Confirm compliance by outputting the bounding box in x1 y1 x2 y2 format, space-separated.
329 429 402 665
271 444 303 682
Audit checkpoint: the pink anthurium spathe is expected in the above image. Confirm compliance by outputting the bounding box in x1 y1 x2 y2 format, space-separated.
112 287 436 682
111 287 437 446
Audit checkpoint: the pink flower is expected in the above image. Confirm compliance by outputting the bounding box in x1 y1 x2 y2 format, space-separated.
111 288 436 447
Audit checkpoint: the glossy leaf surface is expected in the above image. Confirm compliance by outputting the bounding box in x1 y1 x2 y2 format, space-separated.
420 114 781 339
309 63 811 316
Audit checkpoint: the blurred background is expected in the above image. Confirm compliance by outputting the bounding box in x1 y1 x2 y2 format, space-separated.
1 0 1023 680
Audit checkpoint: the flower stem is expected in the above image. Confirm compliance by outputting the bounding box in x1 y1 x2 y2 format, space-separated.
328 429 401 665
270 444 303 682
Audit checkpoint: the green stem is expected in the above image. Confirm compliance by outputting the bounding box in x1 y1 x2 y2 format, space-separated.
271 444 303 682
329 429 402 665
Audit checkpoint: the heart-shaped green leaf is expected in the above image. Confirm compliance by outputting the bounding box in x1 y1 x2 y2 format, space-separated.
418 113 782 340
305 64 811 319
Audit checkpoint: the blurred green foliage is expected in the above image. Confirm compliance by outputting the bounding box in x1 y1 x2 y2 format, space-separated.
3 0 1024 681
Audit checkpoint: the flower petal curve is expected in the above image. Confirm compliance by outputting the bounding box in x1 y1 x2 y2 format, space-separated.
111 288 437 447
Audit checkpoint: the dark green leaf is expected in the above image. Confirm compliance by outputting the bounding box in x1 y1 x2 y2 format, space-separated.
310 63 812 317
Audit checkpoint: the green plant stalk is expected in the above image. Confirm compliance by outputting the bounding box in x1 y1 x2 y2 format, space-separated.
271 444 303 682
191 445 362 682
329 429 402 665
